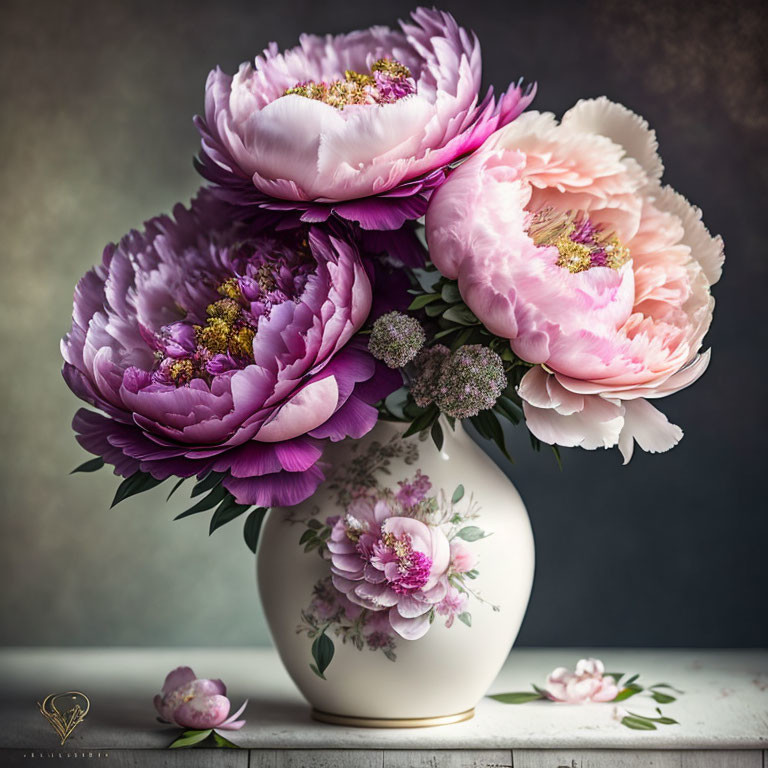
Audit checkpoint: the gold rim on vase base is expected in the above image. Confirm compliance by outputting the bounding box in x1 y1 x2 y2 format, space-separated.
310 707 475 728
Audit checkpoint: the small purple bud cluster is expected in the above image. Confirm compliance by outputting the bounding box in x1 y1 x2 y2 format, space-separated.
411 344 507 419
410 344 451 407
368 311 426 369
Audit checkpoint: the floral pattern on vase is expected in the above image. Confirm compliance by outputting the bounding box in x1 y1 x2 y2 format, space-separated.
295 433 496 672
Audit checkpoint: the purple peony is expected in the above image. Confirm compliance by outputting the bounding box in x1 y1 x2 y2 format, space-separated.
61 191 400 507
195 7 534 230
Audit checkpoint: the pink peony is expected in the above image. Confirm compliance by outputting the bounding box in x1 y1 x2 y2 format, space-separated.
328 497 451 640
544 658 620 704
154 667 246 730
426 98 724 461
195 8 533 230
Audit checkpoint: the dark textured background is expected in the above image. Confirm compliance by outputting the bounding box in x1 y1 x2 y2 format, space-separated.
1 0 765 647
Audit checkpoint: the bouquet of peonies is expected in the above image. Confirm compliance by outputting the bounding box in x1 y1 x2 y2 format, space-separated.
62 7 723 550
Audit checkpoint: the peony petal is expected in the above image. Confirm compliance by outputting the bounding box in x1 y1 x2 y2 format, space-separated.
173 694 230 729
653 185 724 285
388 608 431 640
617 398 683 464
255 376 339 443
223 464 325 507
217 699 248 729
395 595 430 619
561 97 663 182
161 666 197 696
522 396 624 451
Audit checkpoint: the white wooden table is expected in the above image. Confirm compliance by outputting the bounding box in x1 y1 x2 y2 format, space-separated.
0 648 765 766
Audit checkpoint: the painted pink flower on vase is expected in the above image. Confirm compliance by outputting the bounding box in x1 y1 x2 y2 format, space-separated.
195 7 534 230
544 658 619 704
450 540 478 574
426 98 724 462
154 667 247 730
437 585 468 628
328 497 451 640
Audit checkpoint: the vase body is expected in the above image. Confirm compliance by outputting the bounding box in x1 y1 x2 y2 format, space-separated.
256 419 534 724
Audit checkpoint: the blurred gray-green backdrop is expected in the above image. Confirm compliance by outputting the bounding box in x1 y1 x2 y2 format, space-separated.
1 0 766 647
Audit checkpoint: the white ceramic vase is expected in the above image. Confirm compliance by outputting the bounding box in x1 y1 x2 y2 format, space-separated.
256 419 534 727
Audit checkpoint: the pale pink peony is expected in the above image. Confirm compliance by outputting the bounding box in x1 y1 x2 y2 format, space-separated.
328 497 451 640
544 658 620 704
154 667 246 730
426 98 724 461
195 8 533 229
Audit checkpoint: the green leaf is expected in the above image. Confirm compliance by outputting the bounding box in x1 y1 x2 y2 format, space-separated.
190 471 223 498
413 267 440 293
624 673 639 686
111 471 164 508
244 508 267 553
433 327 460 340
649 683 684 694
651 691 676 704
168 729 213 748
472 410 513 463
306 519 323 530
451 484 465 503
628 709 679 725
458 611 472 627
430 419 444 451
456 525 488 542
450 326 475 352
621 716 657 731
166 477 186 501
442 305 479 326
403 400 430 419
489 691 545 704
212 731 240 748
175 484 228 520
441 283 462 304
383 387 410 420
403 404 439 438
613 684 644 702
209 495 250 534
494 397 522 425
70 457 104 474
604 672 624 684
408 293 441 310
424 301 448 317
299 529 316 545
311 629 335 678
